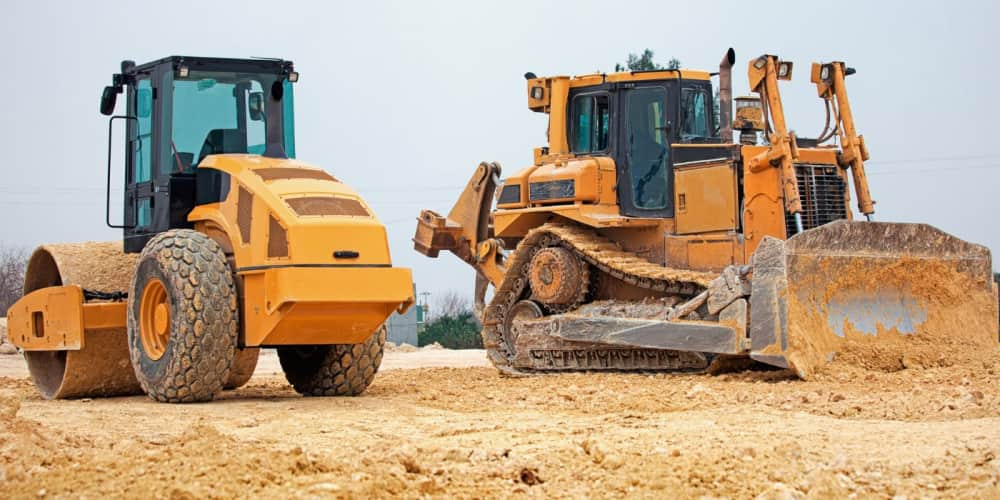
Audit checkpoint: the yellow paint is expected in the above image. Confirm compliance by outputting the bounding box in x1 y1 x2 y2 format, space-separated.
189 154 414 347
242 266 413 346
8 285 126 351
747 55 802 214
674 161 738 234
811 61 874 215
665 233 745 272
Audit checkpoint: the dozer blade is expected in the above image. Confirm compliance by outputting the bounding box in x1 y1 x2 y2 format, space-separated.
750 220 998 378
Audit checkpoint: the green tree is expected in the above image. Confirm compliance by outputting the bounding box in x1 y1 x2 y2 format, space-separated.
417 290 483 349
666 57 681 70
615 49 672 72
418 312 482 349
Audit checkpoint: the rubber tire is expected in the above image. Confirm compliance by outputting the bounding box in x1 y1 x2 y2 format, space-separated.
127 230 238 403
277 325 386 397
224 347 260 390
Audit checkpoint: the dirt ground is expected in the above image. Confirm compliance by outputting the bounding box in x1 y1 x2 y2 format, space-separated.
2 349 999 499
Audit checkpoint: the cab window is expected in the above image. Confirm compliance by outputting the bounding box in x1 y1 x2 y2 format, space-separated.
626 87 670 210
680 88 711 141
169 71 293 172
569 93 610 153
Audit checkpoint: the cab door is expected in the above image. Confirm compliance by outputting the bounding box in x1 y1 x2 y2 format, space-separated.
617 85 673 218
123 75 157 252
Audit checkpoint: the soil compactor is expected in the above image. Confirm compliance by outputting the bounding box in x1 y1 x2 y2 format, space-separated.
7 56 414 402
415 49 998 377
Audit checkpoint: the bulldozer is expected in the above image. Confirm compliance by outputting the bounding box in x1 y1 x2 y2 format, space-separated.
6 56 414 402
414 49 999 377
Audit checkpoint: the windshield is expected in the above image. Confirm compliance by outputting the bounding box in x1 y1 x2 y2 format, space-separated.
169 70 294 172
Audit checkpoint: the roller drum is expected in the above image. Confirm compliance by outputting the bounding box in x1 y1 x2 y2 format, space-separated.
22 242 142 399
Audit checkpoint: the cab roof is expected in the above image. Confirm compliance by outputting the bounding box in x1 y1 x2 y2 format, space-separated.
567 68 712 88
130 56 294 75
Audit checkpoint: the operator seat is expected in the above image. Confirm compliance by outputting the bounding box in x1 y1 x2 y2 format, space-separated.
196 129 248 166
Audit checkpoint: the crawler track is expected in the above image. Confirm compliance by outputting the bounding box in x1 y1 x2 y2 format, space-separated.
481 222 718 374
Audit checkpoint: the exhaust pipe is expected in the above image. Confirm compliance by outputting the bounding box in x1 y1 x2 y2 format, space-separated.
719 48 735 142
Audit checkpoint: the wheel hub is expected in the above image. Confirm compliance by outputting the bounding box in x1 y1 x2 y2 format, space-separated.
139 278 170 361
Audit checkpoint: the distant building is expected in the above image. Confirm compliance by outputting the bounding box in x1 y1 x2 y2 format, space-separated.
385 284 422 346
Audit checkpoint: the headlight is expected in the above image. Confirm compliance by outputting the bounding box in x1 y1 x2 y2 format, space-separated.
498 184 522 205
777 61 793 80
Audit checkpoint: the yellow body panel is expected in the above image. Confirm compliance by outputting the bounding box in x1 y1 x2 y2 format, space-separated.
188 155 394 268
674 161 739 234
8 285 126 351
665 233 745 272
499 156 617 209
242 266 413 345
495 204 664 238
186 154 414 347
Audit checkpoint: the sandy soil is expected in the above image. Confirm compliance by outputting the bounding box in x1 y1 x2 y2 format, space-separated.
2 349 999 499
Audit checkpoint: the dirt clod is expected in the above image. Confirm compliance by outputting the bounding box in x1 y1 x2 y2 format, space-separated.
519 467 543 485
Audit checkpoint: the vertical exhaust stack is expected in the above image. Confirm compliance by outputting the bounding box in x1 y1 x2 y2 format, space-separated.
719 48 736 142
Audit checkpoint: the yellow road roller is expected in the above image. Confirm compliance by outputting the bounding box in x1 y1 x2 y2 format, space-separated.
7 56 414 402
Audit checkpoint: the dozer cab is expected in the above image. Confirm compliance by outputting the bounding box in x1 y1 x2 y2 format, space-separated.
7 56 414 402
415 49 998 377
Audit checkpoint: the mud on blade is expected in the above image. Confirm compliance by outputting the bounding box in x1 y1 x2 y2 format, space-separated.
750 220 999 378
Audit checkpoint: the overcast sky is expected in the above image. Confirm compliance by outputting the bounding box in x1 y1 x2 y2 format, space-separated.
3 0 998 308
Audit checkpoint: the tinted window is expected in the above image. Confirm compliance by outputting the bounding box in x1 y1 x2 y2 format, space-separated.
135 79 153 183
172 76 239 164
680 88 710 141
627 87 670 210
170 70 296 169
569 93 610 153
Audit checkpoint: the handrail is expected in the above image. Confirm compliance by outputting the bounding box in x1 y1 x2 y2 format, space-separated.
106 115 136 229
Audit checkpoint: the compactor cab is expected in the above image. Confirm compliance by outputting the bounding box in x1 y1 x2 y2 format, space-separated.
99 57 299 252
415 49 998 377
8 56 414 402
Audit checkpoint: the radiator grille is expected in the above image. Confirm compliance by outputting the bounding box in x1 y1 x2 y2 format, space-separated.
286 196 370 217
529 180 575 202
785 164 848 237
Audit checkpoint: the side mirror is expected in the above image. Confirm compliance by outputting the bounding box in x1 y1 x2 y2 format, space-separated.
248 91 265 121
100 86 117 115
137 88 153 118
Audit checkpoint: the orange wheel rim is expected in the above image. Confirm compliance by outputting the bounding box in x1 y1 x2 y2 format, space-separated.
139 278 170 360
